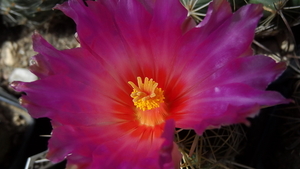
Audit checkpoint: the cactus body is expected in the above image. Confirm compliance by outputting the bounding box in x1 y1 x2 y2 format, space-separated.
1 0 66 26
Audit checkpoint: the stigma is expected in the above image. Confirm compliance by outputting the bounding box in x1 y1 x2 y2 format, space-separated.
128 77 165 111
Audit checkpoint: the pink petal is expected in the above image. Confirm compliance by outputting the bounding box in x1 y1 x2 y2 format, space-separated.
174 83 289 134
112 0 154 78
47 120 178 169
173 1 263 84
55 0 159 84
186 0 233 40
159 119 181 169
30 33 104 80
198 55 287 90
148 0 187 75
32 33 135 97
54 0 129 71
169 54 289 134
149 0 187 55
136 0 155 13
12 76 121 125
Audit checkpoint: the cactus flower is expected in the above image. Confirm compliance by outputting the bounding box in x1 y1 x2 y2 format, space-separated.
11 0 289 168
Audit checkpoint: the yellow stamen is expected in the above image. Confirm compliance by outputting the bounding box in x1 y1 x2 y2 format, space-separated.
128 77 167 127
128 77 165 111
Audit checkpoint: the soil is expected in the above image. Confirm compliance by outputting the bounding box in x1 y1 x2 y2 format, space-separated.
0 99 28 168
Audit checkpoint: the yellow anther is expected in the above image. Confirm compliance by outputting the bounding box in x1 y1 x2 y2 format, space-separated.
128 77 165 111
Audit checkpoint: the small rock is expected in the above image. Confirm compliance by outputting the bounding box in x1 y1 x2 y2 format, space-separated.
8 68 37 83
1 41 15 66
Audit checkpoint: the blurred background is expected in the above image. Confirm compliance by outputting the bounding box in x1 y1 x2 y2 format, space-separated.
0 0 299 168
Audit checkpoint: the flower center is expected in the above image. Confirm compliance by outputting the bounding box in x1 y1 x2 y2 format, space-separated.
128 77 165 111
128 77 168 127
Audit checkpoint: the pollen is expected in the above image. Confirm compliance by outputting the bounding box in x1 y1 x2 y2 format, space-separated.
128 77 165 111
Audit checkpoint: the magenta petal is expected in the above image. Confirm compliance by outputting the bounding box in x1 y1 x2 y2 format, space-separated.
115 0 151 38
184 0 233 42
136 0 155 13
175 2 263 82
55 0 159 82
31 33 105 81
55 0 128 66
198 0 232 27
113 0 154 75
47 120 177 169
176 83 289 134
199 55 287 90
149 0 187 60
159 119 181 169
31 33 135 98
14 75 133 126
181 16 197 34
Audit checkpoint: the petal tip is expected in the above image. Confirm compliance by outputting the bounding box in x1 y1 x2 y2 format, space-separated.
10 81 24 92
32 31 43 46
